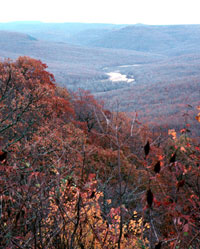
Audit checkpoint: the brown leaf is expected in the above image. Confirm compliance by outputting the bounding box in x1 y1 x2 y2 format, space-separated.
170 152 176 163
155 241 162 249
146 189 153 208
0 151 7 162
90 191 95 198
144 141 150 157
177 179 185 191
154 161 161 174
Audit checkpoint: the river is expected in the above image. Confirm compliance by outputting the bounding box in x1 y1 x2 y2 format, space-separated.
106 72 135 83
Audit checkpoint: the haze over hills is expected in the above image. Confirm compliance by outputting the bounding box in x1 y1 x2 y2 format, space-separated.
0 28 164 91
0 22 126 43
72 25 200 54
0 22 199 133
1 22 200 55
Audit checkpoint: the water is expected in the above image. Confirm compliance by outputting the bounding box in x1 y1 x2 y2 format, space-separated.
106 72 135 83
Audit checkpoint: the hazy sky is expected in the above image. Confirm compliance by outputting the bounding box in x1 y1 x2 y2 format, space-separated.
1 0 200 25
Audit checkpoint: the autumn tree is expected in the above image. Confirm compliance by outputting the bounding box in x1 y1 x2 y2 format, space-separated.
0 56 56 150
1 56 199 249
0 57 75 248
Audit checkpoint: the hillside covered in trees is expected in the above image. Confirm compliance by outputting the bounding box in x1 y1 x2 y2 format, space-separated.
0 57 199 248
0 23 200 134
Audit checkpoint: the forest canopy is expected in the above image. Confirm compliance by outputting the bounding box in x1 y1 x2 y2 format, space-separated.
0 57 199 249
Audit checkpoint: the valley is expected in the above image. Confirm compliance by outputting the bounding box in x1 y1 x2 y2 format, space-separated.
0 22 199 134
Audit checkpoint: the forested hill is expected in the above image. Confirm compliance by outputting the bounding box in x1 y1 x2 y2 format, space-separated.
74 24 200 55
0 21 126 43
1 22 200 54
0 23 200 134
1 22 200 56
0 57 200 248
0 29 164 89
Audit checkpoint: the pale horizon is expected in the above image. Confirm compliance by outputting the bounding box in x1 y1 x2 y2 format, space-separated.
1 20 200 26
0 0 200 25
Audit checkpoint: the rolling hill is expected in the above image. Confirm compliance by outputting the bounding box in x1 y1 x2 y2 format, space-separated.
68 24 200 55
0 22 125 43
0 29 164 91
0 23 199 134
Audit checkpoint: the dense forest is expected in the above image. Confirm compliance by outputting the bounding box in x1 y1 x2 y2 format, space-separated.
0 57 199 248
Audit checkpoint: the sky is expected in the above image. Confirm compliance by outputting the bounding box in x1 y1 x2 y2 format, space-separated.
1 0 200 25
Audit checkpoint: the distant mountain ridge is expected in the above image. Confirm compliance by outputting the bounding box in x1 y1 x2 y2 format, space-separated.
1 22 199 56
72 24 200 55
0 22 126 43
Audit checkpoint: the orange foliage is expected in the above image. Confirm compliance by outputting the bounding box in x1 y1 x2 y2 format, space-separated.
0 57 199 249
